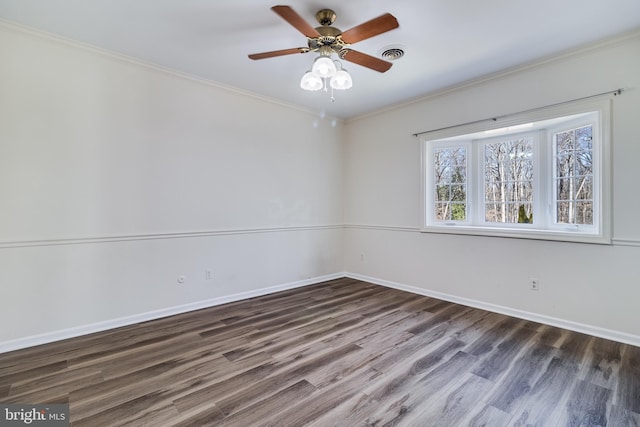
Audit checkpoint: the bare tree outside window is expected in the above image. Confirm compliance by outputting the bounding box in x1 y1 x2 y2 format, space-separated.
434 147 467 221
555 125 593 224
483 137 534 223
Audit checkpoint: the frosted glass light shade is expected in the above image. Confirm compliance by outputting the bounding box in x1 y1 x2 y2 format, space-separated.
330 69 352 90
311 56 337 78
300 71 322 91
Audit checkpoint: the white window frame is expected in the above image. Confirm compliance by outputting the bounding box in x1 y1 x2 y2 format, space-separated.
420 98 611 244
547 116 601 235
474 130 542 230
425 140 472 226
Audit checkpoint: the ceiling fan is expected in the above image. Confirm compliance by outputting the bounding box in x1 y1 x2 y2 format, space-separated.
248 5 399 74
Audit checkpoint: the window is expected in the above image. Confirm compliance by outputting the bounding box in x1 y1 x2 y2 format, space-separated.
421 99 611 243
554 124 594 226
483 134 535 224
433 145 468 221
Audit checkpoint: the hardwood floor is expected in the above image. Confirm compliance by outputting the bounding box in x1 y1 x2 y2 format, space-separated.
1 277 639 426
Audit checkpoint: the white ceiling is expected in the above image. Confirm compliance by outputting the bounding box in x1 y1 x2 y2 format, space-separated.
1 0 639 120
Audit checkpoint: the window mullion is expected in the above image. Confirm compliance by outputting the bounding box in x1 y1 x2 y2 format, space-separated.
534 129 546 229
470 140 478 226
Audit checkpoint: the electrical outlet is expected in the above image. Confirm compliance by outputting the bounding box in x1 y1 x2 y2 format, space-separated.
205 269 213 280
530 278 539 291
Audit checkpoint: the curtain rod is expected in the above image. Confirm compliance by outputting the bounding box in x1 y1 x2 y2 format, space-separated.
412 88 623 137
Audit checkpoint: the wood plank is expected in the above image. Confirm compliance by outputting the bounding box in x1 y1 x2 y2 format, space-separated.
466 316 524 357
558 330 594 364
0 360 67 387
411 373 495 426
368 321 452 373
583 337 622 388
487 341 556 413
171 361 279 415
73 394 182 427
448 308 506 344
618 344 640 414
270 366 381 427
4 367 104 405
538 324 563 347
355 351 478 425
467 405 512 426
508 356 580 426
220 379 317 426
70 347 254 420
608 405 640 427
171 342 328 416
322 309 425 349
557 379 611 426
170 406 225 427
215 343 362 416
472 325 537 382
407 304 473 336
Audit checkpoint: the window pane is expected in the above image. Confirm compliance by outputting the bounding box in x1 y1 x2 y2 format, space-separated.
576 153 592 176
507 203 520 223
557 201 573 224
556 130 574 152
556 153 574 178
576 126 593 151
485 162 500 181
517 203 533 223
433 147 466 221
576 202 593 224
485 203 503 222
554 125 593 225
575 176 593 201
435 202 449 220
435 202 467 221
556 178 572 201
451 185 466 202
435 185 451 202
483 137 534 224
451 203 466 221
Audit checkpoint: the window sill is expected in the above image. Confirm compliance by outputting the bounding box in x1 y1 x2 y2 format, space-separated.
420 224 611 245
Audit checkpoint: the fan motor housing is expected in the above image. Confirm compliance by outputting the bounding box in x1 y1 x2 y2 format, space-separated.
310 8 343 49
308 26 348 52
316 9 337 26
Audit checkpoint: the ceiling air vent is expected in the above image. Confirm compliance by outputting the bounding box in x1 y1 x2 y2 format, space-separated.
379 45 405 61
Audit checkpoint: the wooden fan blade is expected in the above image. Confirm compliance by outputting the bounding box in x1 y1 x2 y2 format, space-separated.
341 49 393 73
340 13 399 44
271 5 321 38
248 47 307 60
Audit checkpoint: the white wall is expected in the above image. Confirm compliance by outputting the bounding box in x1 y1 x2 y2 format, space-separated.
344 32 640 343
0 24 344 348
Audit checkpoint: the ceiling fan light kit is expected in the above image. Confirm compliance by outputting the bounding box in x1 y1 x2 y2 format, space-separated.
311 54 337 78
249 5 399 101
331 66 353 90
300 70 323 91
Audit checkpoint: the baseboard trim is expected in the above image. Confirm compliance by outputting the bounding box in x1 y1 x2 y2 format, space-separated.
5 271 638 353
345 272 640 348
0 272 345 354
